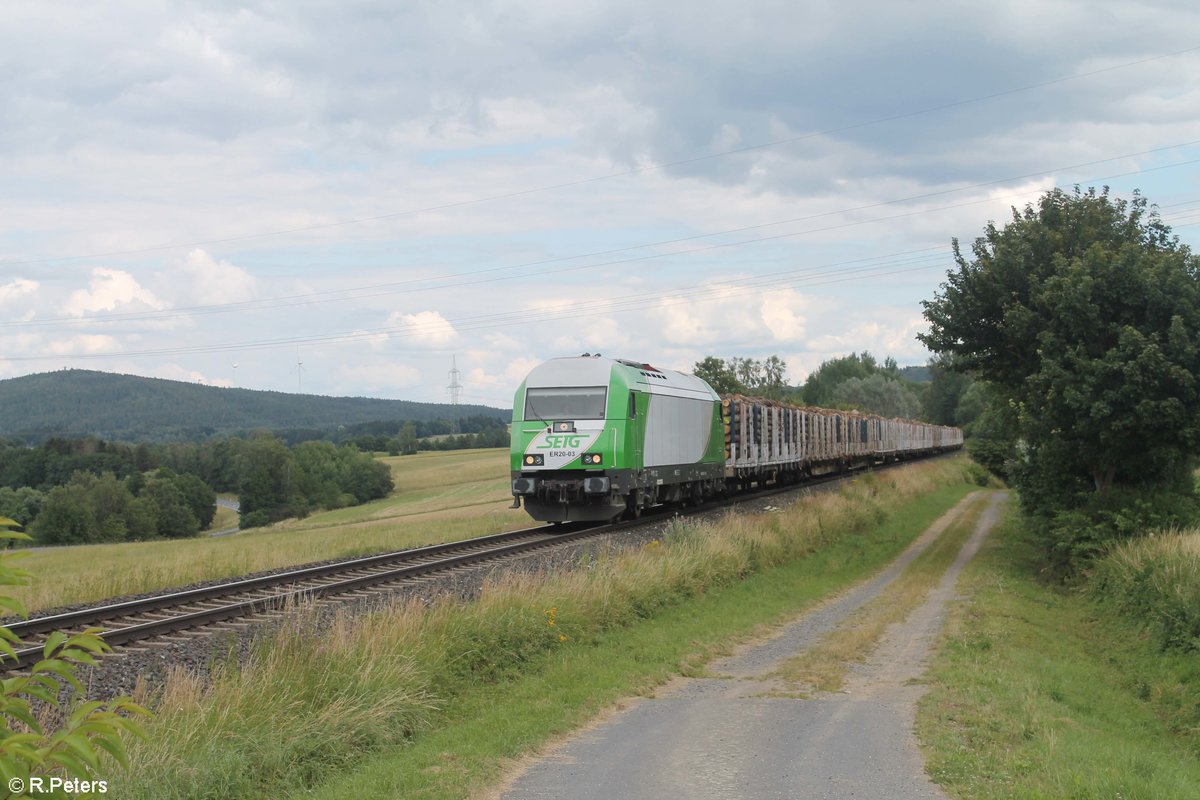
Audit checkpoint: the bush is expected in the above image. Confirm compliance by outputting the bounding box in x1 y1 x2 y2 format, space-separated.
1090 530 1200 651
239 510 270 530
1041 484 1200 574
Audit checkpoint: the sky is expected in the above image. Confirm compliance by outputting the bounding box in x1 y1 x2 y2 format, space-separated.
1 1 1198 410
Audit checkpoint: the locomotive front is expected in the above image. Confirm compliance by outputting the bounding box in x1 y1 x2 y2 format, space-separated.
510 354 726 523
510 355 631 522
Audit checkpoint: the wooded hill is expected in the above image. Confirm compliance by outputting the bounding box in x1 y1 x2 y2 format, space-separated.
0 370 509 443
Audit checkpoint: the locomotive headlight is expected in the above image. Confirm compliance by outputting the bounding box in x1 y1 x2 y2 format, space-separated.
524 454 544 466
582 452 602 465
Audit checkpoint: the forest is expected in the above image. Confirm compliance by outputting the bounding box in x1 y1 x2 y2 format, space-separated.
0 433 394 543
0 369 509 443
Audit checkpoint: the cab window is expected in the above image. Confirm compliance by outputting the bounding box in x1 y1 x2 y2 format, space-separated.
525 386 607 420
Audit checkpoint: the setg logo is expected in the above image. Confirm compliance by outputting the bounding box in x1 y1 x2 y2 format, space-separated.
524 428 601 469
537 434 585 450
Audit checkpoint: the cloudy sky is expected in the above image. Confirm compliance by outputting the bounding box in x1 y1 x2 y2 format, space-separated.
1 1 1198 408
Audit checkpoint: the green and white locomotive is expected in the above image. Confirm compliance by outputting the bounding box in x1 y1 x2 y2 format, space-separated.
510 355 726 522
510 354 964 523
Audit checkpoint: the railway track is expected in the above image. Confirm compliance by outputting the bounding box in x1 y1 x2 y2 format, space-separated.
3 523 607 672
3 452 955 672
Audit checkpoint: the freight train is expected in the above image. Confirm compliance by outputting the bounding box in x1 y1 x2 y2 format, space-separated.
510 355 962 523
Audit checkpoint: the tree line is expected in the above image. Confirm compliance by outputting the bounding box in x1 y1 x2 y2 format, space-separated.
691 352 980 428
0 432 394 543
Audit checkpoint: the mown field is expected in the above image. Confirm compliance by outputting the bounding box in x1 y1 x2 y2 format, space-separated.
7 448 522 612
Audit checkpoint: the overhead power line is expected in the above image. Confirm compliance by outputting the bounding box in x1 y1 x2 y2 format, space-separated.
6 139 1199 330
3 46 1197 269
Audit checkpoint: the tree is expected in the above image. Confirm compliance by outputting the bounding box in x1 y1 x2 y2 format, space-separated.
692 355 789 397
923 355 973 426
830 374 922 418
236 433 297 522
692 357 742 395
920 187 1200 559
801 352 880 406
142 475 200 539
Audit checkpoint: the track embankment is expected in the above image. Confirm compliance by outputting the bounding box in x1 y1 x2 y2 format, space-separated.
499 490 1007 800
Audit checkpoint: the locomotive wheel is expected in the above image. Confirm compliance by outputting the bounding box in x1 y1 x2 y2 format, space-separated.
624 491 643 520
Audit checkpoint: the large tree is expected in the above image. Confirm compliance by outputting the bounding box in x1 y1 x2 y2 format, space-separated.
920 187 1200 504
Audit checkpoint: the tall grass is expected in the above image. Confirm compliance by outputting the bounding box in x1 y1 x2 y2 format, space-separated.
114 457 974 799
1089 528 1200 651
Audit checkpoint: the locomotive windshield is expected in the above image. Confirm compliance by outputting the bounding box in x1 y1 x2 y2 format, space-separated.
525 386 607 420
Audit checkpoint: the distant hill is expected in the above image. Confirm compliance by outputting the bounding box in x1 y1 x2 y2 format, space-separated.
0 370 509 443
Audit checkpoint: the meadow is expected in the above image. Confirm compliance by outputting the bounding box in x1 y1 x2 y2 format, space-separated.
7 448 523 612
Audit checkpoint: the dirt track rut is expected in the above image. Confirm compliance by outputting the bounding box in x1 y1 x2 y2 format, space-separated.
496 490 1007 800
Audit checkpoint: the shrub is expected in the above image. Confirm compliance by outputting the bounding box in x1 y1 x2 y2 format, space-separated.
1090 530 1200 652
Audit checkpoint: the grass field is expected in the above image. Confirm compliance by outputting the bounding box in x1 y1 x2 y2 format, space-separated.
7 448 523 613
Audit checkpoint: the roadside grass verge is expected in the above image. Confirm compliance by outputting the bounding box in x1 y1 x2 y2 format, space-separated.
771 490 988 695
10 448 520 613
917 506 1200 799
111 456 977 800
1089 528 1200 651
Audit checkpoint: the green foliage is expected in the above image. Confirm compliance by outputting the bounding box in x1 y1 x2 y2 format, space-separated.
829 373 922 418
802 351 918 409
0 523 150 793
32 471 208 545
237 433 393 525
692 355 789 398
238 510 270 530
921 187 1200 568
1040 474 1200 571
922 355 973 426
0 489 42 530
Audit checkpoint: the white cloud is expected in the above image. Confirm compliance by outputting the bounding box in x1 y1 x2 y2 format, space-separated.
176 249 258 305
64 269 166 317
0 278 38 309
759 290 808 341
385 310 459 346
45 334 121 355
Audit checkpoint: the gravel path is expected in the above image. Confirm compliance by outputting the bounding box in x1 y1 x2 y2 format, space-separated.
498 490 1007 800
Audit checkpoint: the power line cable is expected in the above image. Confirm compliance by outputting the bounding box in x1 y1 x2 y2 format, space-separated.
7 140 1199 329
3 46 1197 269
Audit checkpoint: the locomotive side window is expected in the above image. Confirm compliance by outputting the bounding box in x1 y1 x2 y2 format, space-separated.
525 386 608 420
629 392 638 419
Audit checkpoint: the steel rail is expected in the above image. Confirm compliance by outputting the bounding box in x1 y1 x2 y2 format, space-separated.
5 523 585 641
7 526 613 669
3 449 958 671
